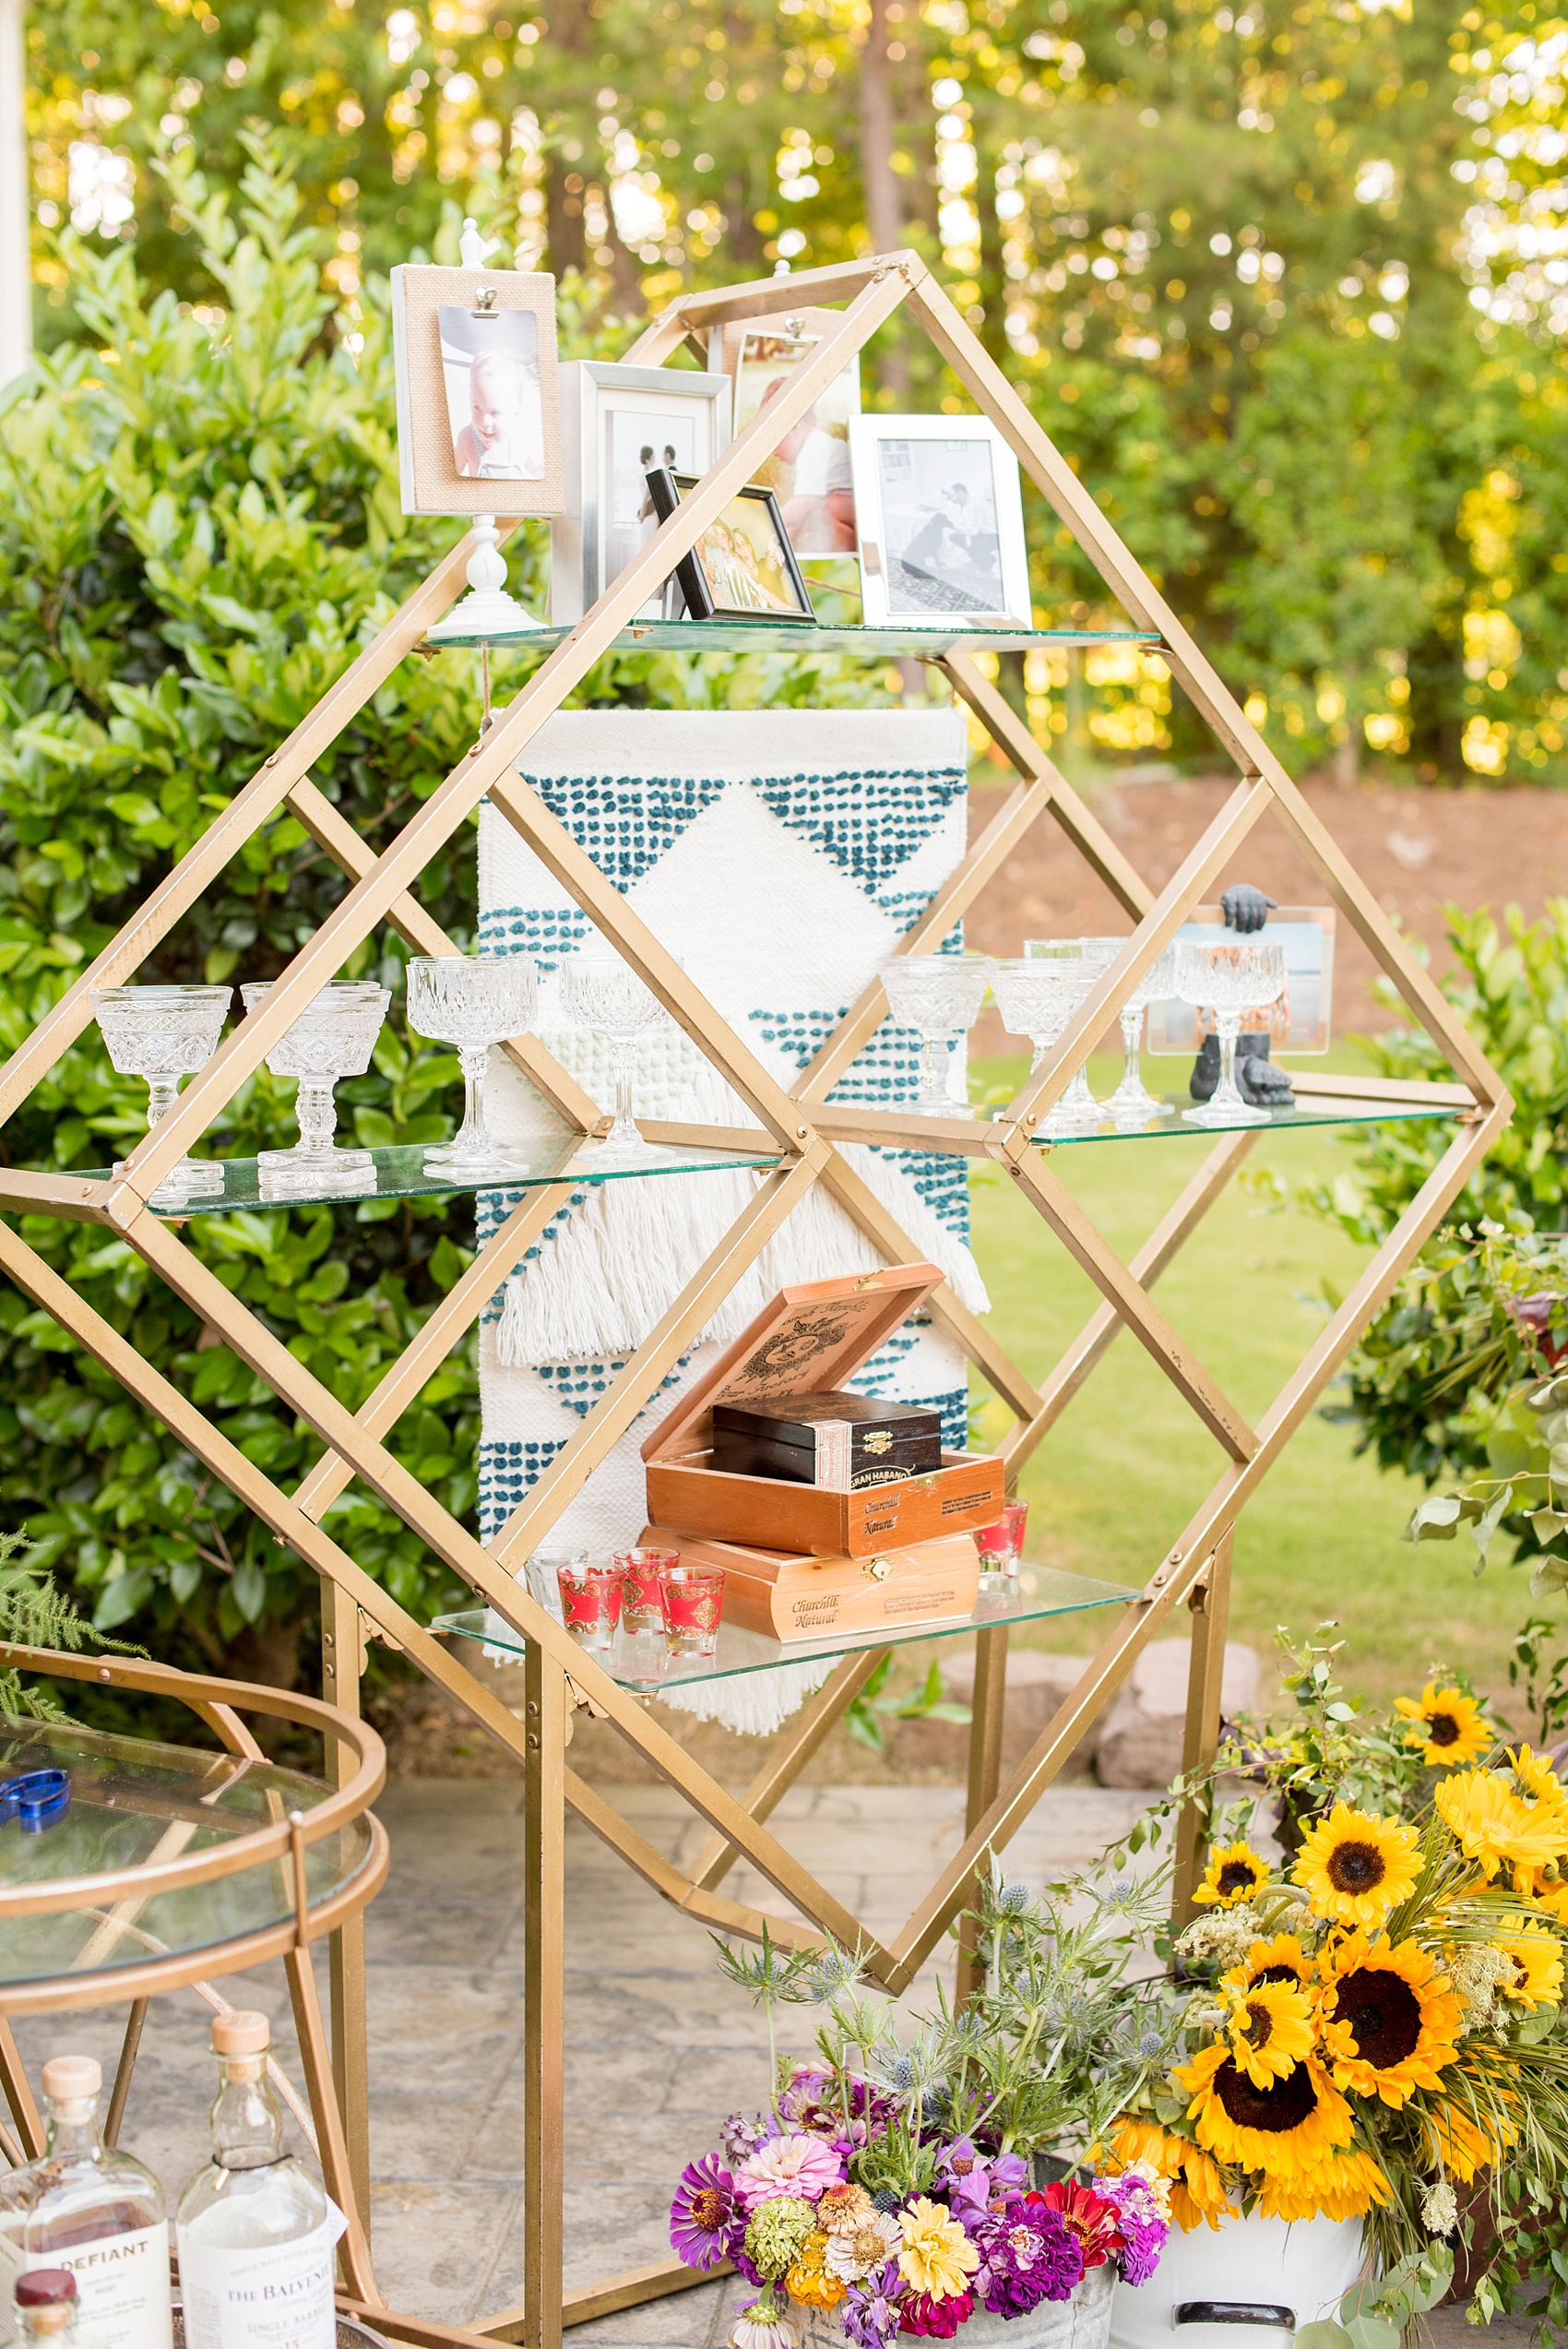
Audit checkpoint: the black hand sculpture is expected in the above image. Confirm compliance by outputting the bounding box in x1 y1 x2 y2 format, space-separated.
1220 882 1277 934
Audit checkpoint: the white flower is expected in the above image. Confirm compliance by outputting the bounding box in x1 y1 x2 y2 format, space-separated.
826 2211 902 2283
1174 1905 1261 1970
731 2299 801 2349
1420 2179 1458 2237
1447 1943 1513 2034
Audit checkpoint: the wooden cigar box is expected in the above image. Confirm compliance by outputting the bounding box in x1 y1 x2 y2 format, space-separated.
636 1523 981 1640
711 1391 944 1491
641 1263 1004 1559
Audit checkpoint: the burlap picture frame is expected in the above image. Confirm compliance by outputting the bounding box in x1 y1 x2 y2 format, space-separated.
390 264 563 518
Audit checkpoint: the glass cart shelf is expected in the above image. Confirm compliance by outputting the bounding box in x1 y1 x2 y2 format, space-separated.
1035 1091 1459 1146
433 1567 1136 1693
0 1713 375 1989
63 1136 782 1218
425 619 1163 655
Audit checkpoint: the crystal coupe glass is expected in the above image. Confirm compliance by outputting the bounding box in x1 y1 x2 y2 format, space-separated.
90 984 232 1200
238 979 390 1186
1024 937 1124 1129
559 948 674 1159
878 953 992 1115
1105 944 1177 1126
989 957 1085 1139
1174 938 1287 1127
407 953 538 1175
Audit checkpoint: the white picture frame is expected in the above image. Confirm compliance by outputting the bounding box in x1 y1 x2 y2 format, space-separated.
848 414 1031 628
550 362 732 624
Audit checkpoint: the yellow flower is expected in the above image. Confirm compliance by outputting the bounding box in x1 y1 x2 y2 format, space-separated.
1221 1934 1314 1998
1315 1934 1462 2106
897 2198 979 2301
1176 2043 1354 2179
1436 1767 1567 1881
1223 1978 1316 2089
1506 1747 1568 1895
1253 2146 1391 2224
1420 2092 1515 2185
1102 2118 1233 2235
1496 1927 1564 2010
1522 1871 1568 1925
1193 1842 1270 1909
784 2231 846 2311
1394 1682 1494 1768
1293 1804 1421 1927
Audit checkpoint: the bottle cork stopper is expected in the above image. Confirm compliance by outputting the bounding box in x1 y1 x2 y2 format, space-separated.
16 2273 76 2308
41 2057 101 2101
211 2009 270 2057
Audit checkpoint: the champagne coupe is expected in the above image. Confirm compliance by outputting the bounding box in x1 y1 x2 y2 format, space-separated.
90 984 232 1201
878 953 992 1115
559 948 675 1159
238 980 390 1186
406 953 538 1175
1174 938 1287 1127
989 958 1084 1138
1024 936 1125 1128
1106 945 1177 1125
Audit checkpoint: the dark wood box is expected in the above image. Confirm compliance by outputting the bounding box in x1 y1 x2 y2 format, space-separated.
711 1390 943 1491
641 1263 1004 1559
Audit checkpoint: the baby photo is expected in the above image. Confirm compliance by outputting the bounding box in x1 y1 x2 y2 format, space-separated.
439 304 545 482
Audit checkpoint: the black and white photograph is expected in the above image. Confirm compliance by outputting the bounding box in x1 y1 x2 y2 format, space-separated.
438 304 544 482
550 363 731 622
849 415 1031 628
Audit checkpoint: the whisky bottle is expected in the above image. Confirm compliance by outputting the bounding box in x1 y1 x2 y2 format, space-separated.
14 2270 89 2347
174 2012 340 2349
0 2056 171 2349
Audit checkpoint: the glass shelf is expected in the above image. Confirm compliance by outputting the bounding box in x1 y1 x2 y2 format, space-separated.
0 1715 374 1988
424 618 1162 655
63 1136 781 1218
433 1566 1137 1692
1032 1090 1458 1147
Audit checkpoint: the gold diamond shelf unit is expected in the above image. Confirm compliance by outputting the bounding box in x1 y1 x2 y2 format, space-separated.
0 254 1508 2349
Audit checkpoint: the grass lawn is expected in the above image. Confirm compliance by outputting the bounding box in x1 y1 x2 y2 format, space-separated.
964 1051 1526 1722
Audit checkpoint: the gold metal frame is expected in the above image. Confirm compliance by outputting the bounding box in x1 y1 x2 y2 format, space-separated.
0 254 1508 2349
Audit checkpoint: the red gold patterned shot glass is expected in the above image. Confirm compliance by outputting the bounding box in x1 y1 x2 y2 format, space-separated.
658 1564 724 1660
974 1498 1028 1580
556 1561 626 1654
615 1545 680 1636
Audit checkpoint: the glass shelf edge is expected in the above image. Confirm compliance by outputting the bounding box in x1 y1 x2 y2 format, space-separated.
423 621 1164 655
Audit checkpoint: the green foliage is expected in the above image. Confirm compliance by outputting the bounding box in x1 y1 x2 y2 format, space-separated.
0 137 897 1674
843 1652 971 1753
0 1526 144 1722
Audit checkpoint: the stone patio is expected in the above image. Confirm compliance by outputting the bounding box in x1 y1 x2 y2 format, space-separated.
12 1779 1526 2345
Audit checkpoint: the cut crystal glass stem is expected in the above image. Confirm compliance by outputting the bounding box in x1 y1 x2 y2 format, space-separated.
607 1034 642 1152
294 1080 339 1153
917 1032 956 1114
1107 1004 1163 1125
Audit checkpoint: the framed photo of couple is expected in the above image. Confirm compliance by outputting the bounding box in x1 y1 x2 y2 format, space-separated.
644 471 814 624
390 265 562 517
549 362 733 624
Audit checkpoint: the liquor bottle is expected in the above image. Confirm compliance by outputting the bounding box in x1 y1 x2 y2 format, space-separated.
174 2012 339 2349
14 2271 87 2347
0 2056 172 2349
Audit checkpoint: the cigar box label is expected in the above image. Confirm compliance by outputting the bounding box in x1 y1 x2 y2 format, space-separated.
941 1491 989 1516
852 1466 912 1490
884 1586 958 1615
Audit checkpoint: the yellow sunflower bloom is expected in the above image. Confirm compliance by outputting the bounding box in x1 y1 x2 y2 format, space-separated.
1420 2093 1516 2185
897 2198 979 2300
1435 1767 1567 1881
1103 2116 1232 2234
1193 1842 1271 1909
1176 2043 1354 2179
1292 1804 1421 1927
1505 1749 1568 1897
1496 1927 1564 2010
784 2231 846 2311
1315 1934 1462 2105
1393 1682 1495 1768
1223 1978 1316 2089
1221 1933 1314 1995
1521 1870 1568 1924
1253 2145 1392 2224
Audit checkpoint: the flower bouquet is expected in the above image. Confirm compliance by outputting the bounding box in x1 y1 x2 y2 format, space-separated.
1105 1709 1568 2326
670 1874 1180 2349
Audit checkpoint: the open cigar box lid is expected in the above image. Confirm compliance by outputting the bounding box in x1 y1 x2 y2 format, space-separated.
641 1263 945 1464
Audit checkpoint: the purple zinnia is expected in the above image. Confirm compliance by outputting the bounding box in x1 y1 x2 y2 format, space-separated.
841 2260 904 2348
721 2110 776 2166
971 2197 1083 2315
935 2137 1029 2218
1095 2174 1168 2286
670 2152 741 2272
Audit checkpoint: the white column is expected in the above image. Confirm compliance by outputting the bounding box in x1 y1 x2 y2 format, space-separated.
0 0 29 388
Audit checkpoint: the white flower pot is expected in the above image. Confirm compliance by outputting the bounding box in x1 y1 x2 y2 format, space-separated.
957 2260 1115 2349
1108 2212 1364 2349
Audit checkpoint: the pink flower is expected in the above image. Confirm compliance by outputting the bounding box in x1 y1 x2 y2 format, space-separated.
734 2131 844 2211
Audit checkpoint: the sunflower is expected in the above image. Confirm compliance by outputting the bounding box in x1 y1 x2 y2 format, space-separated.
1221 1933 1314 1996
1522 1870 1568 1925
1420 2092 1516 2185
1496 1926 1564 2010
1252 2146 1391 2224
1315 1935 1462 2105
1394 1682 1495 1768
1222 1978 1316 2089
1176 2043 1353 2178
1293 1804 1421 1928
1193 1842 1271 1910
1435 1767 1568 1881
1103 2116 1231 2234
1504 1747 1568 1895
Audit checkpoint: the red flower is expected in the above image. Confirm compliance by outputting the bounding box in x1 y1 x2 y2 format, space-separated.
899 2291 975 2338
1031 2183 1125 2271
